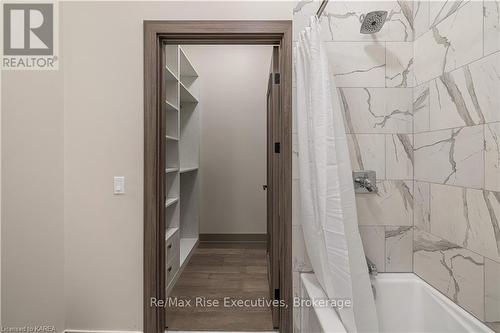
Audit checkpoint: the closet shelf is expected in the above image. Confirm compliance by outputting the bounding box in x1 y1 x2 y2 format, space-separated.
166 135 179 141
180 82 198 103
165 197 179 208
179 47 199 78
166 167 179 174
180 166 198 174
164 66 179 82
165 100 179 111
166 227 179 241
180 237 198 266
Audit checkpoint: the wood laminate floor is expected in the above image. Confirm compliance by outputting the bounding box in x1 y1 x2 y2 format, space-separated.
166 243 274 331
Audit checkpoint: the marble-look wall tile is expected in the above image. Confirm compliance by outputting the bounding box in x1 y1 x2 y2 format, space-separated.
414 229 485 320
467 53 500 124
292 225 313 272
414 125 484 188
292 0 309 37
326 42 386 87
359 226 386 273
320 1 413 42
386 42 414 87
428 75 477 130
347 134 386 178
484 0 500 56
383 1 414 42
385 226 413 272
486 258 500 323
414 2 483 85
339 87 413 134
414 181 431 232
431 183 500 262
386 134 413 180
356 180 413 226
429 52 500 130
413 0 430 38
292 0 318 42
413 83 430 133
429 0 470 28
375 89 414 134
486 123 500 192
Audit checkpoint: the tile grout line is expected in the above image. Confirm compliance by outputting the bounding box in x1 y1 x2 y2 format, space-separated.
414 123 500 136
413 178 495 192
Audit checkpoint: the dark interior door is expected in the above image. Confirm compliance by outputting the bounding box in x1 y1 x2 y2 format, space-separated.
266 45 281 329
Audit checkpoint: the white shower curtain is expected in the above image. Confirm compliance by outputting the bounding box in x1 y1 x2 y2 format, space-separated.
295 17 379 333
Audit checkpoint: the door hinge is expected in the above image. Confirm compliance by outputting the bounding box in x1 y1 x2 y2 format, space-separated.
274 73 280 84
274 288 280 301
274 142 281 154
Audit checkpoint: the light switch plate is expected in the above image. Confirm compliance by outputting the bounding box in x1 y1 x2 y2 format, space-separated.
114 176 125 194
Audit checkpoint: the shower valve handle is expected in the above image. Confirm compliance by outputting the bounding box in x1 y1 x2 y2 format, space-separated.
354 177 377 192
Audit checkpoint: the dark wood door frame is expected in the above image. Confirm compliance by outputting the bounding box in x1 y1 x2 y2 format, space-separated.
144 20 293 333
267 45 281 329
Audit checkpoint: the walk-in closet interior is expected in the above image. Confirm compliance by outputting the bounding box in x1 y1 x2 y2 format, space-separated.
162 44 276 331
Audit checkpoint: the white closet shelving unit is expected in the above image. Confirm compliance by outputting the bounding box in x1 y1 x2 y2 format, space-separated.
163 45 200 294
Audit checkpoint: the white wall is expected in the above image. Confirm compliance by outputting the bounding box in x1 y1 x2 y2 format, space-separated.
184 45 271 235
1 2 293 332
2 70 65 331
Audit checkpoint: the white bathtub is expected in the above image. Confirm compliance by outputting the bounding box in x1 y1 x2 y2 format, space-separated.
299 273 494 333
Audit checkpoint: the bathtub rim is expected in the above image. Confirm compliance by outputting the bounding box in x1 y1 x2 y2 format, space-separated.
300 272 494 333
374 273 494 333
300 273 347 333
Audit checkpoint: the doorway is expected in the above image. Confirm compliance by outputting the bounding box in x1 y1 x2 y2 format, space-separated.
143 21 292 333
163 44 273 331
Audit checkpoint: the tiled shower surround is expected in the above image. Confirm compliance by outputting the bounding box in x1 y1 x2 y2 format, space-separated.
292 0 500 331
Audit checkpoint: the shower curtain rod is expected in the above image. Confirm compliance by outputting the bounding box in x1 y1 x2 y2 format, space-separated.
316 0 329 18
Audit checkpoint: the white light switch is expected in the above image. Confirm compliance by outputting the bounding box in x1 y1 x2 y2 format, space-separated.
114 176 125 194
